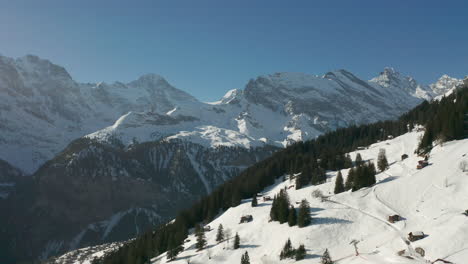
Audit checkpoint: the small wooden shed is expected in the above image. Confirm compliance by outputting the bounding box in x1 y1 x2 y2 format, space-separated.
408 231 425 242
388 215 401 223
240 215 253 223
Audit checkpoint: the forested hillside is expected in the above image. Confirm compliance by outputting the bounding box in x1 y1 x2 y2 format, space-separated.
97 84 467 264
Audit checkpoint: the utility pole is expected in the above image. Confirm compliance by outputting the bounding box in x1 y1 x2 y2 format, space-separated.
350 239 360 256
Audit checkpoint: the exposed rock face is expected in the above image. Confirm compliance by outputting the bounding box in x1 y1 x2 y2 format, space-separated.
0 159 23 199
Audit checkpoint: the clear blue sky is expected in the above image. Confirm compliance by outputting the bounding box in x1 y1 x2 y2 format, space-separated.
1 0 467 101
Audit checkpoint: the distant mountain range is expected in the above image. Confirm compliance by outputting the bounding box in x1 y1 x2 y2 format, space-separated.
0 54 463 262
0 55 461 175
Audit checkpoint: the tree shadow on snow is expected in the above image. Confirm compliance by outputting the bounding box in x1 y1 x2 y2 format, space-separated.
309 207 324 213
377 176 398 185
240 244 260 249
176 254 197 261
255 203 272 207
304 253 321 259
313 217 352 225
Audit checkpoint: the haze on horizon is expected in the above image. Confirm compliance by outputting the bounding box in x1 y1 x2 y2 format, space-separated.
1 0 467 101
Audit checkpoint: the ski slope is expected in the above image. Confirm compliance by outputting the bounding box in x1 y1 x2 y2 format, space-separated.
151 131 468 264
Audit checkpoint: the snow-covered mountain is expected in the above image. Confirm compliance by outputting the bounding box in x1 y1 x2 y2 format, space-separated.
0 55 461 174
52 131 468 264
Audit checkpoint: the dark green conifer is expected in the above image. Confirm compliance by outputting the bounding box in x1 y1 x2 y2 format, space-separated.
377 148 389 172
321 248 334 264
334 171 345 194
297 199 311 227
216 224 224 243
345 168 354 191
195 224 207 251
251 194 258 207
295 244 306 260
279 238 294 259
288 206 297 226
234 232 240 249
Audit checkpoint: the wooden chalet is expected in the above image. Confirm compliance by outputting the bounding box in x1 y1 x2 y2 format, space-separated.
408 231 425 242
388 214 401 223
240 215 253 223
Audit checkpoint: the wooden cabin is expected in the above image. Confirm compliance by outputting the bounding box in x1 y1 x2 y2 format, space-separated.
401 154 408 161
240 215 253 223
408 231 425 242
417 160 428 169
388 215 401 223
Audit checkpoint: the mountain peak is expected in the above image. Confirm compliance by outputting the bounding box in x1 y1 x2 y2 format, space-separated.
14 54 72 81
430 74 463 95
132 73 168 86
369 67 417 89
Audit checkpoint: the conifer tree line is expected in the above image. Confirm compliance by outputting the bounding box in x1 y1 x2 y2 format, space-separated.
333 153 377 194
418 85 468 152
98 86 467 264
348 160 377 191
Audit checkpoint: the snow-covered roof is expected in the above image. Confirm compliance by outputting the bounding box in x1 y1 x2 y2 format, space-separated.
411 231 425 236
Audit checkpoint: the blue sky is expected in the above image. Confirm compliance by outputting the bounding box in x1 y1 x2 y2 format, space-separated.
1 0 467 101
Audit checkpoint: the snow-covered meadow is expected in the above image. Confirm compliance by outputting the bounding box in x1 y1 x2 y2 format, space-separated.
151 131 468 264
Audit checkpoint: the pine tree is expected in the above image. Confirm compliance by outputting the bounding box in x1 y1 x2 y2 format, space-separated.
344 154 353 168
367 162 377 186
352 165 364 191
234 232 240 249
334 171 345 194
297 199 311 227
355 153 363 167
241 251 250 264
345 168 354 191
321 248 334 264
251 193 258 207
280 238 294 259
310 167 325 185
270 195 278 221
295 244 306 260
270 189 291 224
195 224 207 251
377 148 389 172
166 235 184 261
216 224 224 243
288 206 297 226
297 164 312 189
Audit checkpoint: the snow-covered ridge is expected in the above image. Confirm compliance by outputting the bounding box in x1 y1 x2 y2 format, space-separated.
0 54 463 173
149 132 468 264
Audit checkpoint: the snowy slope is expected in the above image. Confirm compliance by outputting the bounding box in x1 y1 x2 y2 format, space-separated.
0 54 462 173
150 132 468 264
